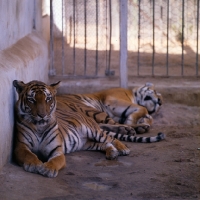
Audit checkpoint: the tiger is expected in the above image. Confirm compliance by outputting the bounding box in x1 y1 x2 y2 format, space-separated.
13 80 164 178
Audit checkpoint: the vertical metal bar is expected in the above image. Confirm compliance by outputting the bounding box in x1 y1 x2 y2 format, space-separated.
49 0 55 76
152 0 155 76
73 0 76 75
84 0 87 76
105 0 113 76
137 0 141 76
108 0 112 74
119 0 128 88
33 0 36 29
95 0 99 76
62 0 65 75
181 0 184 76
105 0 108 73
166 0 169 76
196 0 199 76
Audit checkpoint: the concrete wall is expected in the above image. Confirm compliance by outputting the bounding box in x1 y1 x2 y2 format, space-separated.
0 0 49 170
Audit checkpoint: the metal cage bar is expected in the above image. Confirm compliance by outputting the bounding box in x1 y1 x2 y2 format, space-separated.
84 0 87 76
119 0 128 88
196 0 199 76
49 0 199 78
137 0 141 76
95 0 99 76
105 0 113 76
152 0 155 76
73 0 76 75
181 0 185 76
61 0 65 75
49 0 55 76
166 0 169 76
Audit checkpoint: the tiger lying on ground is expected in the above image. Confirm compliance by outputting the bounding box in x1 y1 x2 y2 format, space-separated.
13 80 165 177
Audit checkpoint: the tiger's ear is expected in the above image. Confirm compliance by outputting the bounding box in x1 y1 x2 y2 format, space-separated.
50 81 61 94
145 82 154 89
13 80 26 94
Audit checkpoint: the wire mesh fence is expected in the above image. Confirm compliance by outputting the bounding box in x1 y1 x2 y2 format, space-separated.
50 0 200 78
128 0 200 76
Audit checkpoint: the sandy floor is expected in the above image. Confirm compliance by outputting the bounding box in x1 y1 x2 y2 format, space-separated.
0 78 200 200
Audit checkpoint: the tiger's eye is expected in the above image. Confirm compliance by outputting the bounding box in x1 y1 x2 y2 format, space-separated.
27 97 35 104
46 97 52 102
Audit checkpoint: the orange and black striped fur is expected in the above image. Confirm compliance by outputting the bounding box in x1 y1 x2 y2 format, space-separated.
13 80 164 177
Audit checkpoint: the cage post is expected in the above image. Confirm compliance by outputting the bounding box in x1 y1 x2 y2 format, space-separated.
196 0 199 76
61 0 65 75
166 0 169 76
119 0 128 88
33 0 36 29
108 0 112 74
73 0 76 75
181 0 185 76
152 0 155 76
137 0 141 76
95 0 99 76
49 0 56 76
84 0 87 76
105 0 114 76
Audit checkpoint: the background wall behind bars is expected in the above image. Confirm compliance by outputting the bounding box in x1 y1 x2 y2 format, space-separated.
49 0 199 78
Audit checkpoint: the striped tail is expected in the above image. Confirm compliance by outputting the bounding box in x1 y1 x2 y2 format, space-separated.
114 132 165 143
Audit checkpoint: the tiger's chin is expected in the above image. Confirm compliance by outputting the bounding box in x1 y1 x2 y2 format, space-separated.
33 119 49 126
147 104 161 115
155 104 162 113
151 104 162 115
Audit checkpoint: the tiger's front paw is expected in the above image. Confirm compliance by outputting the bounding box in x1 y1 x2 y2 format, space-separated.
23 160 43 174
136 114 152 134
106 149 119 160
105 144 119 160
118 125 136 136
135 124 150 134
113 139 130 156
37 162 59 178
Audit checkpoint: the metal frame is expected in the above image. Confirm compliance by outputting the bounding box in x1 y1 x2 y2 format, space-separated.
49 0 199 80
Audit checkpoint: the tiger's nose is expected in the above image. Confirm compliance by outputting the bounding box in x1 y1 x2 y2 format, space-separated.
37 113 46 119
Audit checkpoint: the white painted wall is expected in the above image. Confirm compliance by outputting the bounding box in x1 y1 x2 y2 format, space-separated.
0 0 48 170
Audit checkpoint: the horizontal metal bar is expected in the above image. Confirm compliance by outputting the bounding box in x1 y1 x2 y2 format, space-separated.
50 74 200 79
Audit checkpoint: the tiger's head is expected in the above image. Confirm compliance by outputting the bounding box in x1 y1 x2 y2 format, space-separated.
134 82 162 115
13 80 60 126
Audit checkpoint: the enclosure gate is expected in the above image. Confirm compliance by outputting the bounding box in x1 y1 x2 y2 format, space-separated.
49 0 200 81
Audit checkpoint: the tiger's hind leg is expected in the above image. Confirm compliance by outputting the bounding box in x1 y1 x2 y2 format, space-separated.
83 130 130 159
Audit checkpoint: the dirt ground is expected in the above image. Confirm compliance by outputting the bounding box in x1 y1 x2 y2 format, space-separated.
0 79 200 200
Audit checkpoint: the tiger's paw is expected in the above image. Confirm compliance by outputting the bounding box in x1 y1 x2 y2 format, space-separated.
118 125 136 136
37 162 58 178
23 160 43 174
112 139 130 156
106 149 119 160
135 115 152 134
105 144 119 160
118 145 130 156
135 123 150 134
